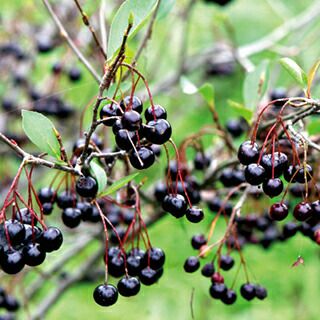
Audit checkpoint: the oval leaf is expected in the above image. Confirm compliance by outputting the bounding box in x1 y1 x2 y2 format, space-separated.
21 110 61 159
243 60 270 110
90 160 107 194
280 57 307 90
99 172 139 197
107 0 158 60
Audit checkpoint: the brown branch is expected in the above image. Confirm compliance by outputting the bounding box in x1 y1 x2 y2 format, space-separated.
73 0 107 59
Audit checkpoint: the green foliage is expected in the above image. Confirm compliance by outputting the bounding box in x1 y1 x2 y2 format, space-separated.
107 0 158 60
99 172 139 197
243 60 270 111
280 58 308 92
90 160 107 194
21 110 61 160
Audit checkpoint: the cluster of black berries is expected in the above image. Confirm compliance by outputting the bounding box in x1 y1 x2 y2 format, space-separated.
51 62 82 82
94 247 165 307
0 287 20 320
0 214 63 275
153 160 205 223
99 96 170 170
184 233 267 304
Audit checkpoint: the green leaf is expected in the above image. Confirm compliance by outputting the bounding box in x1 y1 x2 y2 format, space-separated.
280 57 307 90
99 172 139 197
307 118 320 135
227 100 254 124
307 59 320 97
21 110 61 159
198 83 215 106
107 0 158 60
243 60 270 111
158 0 176 19
90 160 107 194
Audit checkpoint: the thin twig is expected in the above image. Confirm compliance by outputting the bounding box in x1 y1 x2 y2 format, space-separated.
42 0 101 83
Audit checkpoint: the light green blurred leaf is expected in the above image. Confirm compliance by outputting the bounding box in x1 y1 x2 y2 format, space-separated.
107 0 158 60
198 83 215 106
99 172 139 197
90 160 107 194
158 0 176 19
21 110 61 159
280 57 307 90
227 100 253 123
243 60 270 110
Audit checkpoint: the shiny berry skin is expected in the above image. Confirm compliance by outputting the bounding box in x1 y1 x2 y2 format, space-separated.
194 152 210 170
39 227 63 252
139 267 159 286
262 178 283 198
191 234 207 249
42 203 53 215
201 263 215 277
219 255 234 271
127 255 143 276
24 225 42 243
244 163 266 186
108 255 125 278
269 202 288 221
209 283 227 299
93 284 118 307
237 141 259 165
143 119 172 144
0 250 25 274
121 110 142 131
270 87 287 107
293 202 313 221
184 256 200 273
77 202 93 221
112 119 123 135
23 243 46 266
56 191 76 209
99 104 121 126
240 283 256 301
162 194 187 218
283 165 298 183
62 208 82 228
144 105 167 122
142 247 165 269
129 147 155 170
261 152 288 178
6 220 25 245
295 164 313 183
221 289 237 305
38 187 56 204
311 200 320 219
117 276 141 297
186 207 204 223
76 176 98 198
120 96 143 113
255 285 267 300
115 129 138 151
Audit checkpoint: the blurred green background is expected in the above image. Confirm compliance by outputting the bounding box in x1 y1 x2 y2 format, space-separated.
1 0 320 319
